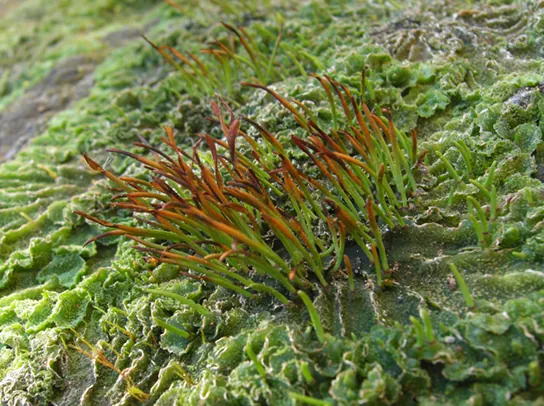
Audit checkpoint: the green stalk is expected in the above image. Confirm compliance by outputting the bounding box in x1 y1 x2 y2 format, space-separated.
390 206 406 228
392 127 418 194
300 362 314 384
235 255 297 293
449 263 475 308
333 226 346 273
374 232 388 272
323 83 338 131
267 220 321 282
328 220 341 270
468 213 486 248
336 170 373 219
297 49 325 70
143 288 212 317
371 244 383 286
419 308 435 342
127 228 185 242
157 256 245 288
364 70 376 101
288 194 321 265
245 344 266 379
387 134 408 206
265 31 283 83
219 56 233 96
409 316 425 346
289 392 332 406
447 183 457 207
298 290 325 343
484 161 497 188
351 233 374 264
376 170 402 209
367 200 389 271
248 283 290 305
490 185 497 221
435 150 461 183
453 140 472 178
284 49 307 78
189 270 254 298
469 179 491 202
154 317 190 339
190 210 292 275
466 196 489 237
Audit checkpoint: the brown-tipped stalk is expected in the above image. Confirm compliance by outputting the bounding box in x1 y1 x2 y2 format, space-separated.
79 122 322 306
311 73 338 130
242 82 308 130
222 22 264 82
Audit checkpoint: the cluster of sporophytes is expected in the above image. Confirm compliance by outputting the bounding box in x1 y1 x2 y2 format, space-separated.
434 140 499 249
143 22 285 97
144 19 324 98
76 72 422 338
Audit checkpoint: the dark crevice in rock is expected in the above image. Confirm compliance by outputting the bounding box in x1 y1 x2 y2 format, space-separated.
0 55 97 161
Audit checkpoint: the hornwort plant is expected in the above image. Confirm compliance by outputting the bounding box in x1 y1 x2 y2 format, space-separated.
434 142 499 249
76 73 422 338
143 22 285 97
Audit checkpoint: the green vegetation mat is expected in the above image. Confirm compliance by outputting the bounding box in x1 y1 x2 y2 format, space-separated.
0 0 543 405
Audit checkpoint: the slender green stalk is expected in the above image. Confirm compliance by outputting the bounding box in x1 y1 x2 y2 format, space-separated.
300 362 314 384
248 283 290 305
409 316 425 346
484 161 497 188
265 30 283 83
435 150 461 183
419 308 435 343
371 244 382 286
467 196 490 247
289 392 333 406
490 185 497 220
245 344 266 379
468 213 486 247
525 188 534 206
298 290 325 343
143 288 213 317
469 179 491 202
449 263 475 308
154 317 190 339
447 183 457 207
453 140 472 178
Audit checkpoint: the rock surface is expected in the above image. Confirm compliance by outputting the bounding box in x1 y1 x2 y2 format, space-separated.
0 55 96 160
